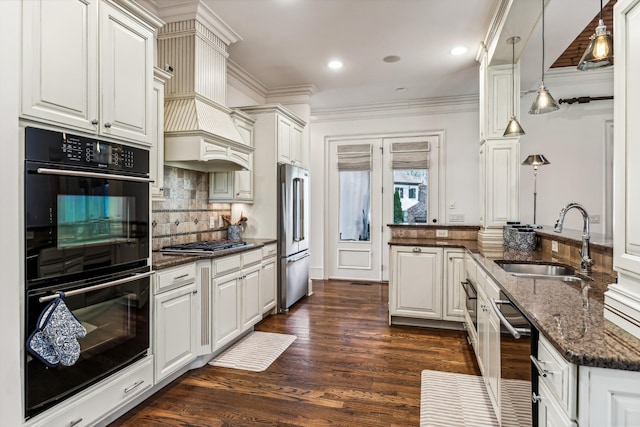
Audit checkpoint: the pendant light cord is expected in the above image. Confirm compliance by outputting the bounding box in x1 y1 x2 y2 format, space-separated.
512 40 516 116
600 0 603 20
541 0 545 84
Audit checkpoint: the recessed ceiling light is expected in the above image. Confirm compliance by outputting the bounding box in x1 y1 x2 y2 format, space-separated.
328 60 343 69
450 46 468 56
383 55 402 63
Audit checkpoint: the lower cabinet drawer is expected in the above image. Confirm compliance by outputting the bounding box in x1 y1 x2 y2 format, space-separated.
535 335 577 418
27 356 153 427
537 379 577 427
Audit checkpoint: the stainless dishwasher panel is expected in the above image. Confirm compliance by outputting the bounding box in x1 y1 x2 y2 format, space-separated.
490 291 538 427
279 250 310 312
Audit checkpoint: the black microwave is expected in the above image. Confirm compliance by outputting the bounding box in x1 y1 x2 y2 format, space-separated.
24 127 151 289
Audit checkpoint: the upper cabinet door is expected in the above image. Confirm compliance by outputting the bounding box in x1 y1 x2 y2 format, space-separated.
277 115 292 164
21 0 99 132
100 1 153 145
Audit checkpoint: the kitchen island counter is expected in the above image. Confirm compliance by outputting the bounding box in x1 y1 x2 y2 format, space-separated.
388 237 640 372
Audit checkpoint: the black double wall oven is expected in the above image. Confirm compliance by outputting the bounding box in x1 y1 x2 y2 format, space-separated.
24 127 152 419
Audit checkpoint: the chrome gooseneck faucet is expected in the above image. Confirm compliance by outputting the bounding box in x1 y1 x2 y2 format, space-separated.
553 202 592 272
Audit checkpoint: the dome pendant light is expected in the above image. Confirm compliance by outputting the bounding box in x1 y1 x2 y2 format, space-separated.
577 0 613 70
504 36 525 137
529 0 559 114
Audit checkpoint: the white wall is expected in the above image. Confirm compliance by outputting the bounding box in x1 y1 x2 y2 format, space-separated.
518 68 613 235
0 0 24 425
309 102 479 279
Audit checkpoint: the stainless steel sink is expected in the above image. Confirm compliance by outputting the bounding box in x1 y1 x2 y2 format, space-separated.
495 261 591 282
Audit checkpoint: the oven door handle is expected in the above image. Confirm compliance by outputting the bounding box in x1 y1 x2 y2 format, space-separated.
460 280 477 299
38 271 154 303
36 167 153 183
489 298 531 339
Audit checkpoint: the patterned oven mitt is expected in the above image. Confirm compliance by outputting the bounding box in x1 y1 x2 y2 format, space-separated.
27 294 87 367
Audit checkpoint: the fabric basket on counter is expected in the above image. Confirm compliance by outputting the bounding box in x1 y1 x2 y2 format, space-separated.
503 223 537 251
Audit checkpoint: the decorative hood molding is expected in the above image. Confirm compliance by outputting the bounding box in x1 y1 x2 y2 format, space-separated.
163 96 253 172
158 2 250 172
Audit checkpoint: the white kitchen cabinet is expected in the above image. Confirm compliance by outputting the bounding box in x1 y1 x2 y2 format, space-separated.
25 356 153 427
478 138 520 249
209 110 256 203
21 0 159 145
213 249 264 350
389 246 442 320
277 114 304 167
260 243 278 314
538 380 577 427
484 277 501 416
151 67 171 200
578 365 640 427
443 249 465 321
606 0 640 340
153 264 197 382
477 41 519 142
241 265 262 331
233 104 307 240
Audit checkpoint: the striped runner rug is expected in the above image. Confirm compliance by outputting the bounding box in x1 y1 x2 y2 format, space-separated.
420 370 531 427
209 331 296 372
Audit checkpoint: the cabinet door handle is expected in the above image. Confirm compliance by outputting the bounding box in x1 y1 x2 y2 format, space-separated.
69 418 83 427
531 392 542 403
174 273 189 281
192 289 198 294
412 247 422 253
124 380 145 394
104 122 112 128
530 355 549 377
91 119 99 125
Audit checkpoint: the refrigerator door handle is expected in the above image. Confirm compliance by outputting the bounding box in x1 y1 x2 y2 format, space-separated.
287 252 310 263
298 178 305 242
293 177 303 242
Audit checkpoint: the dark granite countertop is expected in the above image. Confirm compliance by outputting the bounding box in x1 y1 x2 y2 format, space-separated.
388 238 640 371
152 238 277 271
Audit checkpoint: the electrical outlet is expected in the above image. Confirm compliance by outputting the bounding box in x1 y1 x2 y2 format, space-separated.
449 201 456 210
552 240 559 253
591 214 601 224
449 214 465 222
436 229 449 238
210 216 216 228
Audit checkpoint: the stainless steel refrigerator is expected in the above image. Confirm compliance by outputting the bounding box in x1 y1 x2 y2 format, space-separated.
278 163 310 312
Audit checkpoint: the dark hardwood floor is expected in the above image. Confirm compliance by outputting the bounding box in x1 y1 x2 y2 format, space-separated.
109 280 480 427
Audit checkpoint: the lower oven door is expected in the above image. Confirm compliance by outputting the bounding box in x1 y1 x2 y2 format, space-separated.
25 268 151 419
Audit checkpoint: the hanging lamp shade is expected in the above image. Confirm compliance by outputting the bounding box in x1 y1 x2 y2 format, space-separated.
577 19 613 70
529 84 560 114
503 36 525 137
529 0 559 115
504 116 525 136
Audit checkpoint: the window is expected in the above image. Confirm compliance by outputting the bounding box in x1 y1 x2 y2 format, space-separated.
393 170 427 223
337 143 372 241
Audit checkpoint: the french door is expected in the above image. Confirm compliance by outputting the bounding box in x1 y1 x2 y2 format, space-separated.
327 133 441 282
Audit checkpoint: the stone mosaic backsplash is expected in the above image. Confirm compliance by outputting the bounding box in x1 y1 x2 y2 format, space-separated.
151 166 231 251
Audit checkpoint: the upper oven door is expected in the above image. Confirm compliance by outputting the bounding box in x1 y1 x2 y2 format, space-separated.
25 161 150 288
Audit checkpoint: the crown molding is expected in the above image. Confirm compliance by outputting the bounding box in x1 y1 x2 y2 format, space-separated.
544 66 614 86
310 95 479 123
266 85 318 105
227 60 268 101
155 0 242 45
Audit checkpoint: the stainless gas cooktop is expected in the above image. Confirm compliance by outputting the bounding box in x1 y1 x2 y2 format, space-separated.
160 240 254 255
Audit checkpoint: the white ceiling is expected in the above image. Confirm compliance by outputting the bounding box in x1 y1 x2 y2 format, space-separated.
197 0 604 110
203 0 495 109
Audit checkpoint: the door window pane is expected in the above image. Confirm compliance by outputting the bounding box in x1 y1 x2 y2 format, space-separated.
393 170 427 223
339 171 371 241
